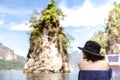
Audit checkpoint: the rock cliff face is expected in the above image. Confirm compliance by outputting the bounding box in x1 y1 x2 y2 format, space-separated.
24 0 70 73
106 2 120 54
0 43 17 61
0 43 26 69
91 2 120 55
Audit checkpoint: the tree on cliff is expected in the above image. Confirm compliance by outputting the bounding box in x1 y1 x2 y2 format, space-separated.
106 2 120 54
91 31 108 55
24 0 71 73
91 2 120 54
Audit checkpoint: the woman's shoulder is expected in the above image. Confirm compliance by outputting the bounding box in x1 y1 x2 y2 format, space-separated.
97 60 109 67
96 59 108 64
78 59 110 70
78 59 86 70
78 59 87 67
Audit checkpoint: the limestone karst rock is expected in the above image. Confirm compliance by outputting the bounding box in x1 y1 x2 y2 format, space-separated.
24 0 70 73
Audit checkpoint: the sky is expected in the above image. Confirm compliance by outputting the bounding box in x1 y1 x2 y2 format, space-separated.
0 0 120 57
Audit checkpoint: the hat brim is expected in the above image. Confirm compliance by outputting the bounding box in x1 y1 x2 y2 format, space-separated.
78 47 104 57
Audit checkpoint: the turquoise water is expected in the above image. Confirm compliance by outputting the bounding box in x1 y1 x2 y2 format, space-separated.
0 70 78 80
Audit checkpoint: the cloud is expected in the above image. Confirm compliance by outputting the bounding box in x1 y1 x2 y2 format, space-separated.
59 0 118 27
15 50 28 57
10 22 32 31
0 21 4 25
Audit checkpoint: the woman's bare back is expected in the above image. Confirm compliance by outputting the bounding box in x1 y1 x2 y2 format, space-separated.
78 59 110 70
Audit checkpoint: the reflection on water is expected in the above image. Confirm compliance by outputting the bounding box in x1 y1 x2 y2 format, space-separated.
0 70 120 80
0 70 78 80
26 72 78 80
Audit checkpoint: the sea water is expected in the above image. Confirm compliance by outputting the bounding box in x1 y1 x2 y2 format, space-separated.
0 70 119 80
0 70 78 80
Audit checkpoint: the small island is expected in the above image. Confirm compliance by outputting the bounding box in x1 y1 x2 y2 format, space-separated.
24 0 71 73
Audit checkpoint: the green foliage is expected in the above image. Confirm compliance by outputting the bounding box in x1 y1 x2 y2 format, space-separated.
107 2 120 35
58 34 67 43
58 33 70 51
31 28 40 39
106 1 120 54
51 27 57 33
29 0 65 40
28 0 72 58
0 60 24 70
91 2 120 54
91 31 108 55
40 0 62 22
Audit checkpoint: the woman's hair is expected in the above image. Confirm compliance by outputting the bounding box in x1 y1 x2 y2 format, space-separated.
83 51 104 62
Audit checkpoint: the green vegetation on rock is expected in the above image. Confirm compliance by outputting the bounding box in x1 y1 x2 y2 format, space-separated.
29 0 65 40
28 0 70 56
106 2 120 54
91 31 108 55
91 2 120 54
25 0 72 73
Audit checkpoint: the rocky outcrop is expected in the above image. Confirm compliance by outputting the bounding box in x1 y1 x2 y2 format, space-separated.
24 35 70 73
0 43 17 61
91 2 120 55
0 43 26 69
106 2 120 54
24 0 70 73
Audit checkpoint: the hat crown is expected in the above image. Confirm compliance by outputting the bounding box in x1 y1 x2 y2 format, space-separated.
83 41 101 54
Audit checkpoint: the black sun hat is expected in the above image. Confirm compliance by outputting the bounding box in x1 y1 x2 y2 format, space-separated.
78 40 103 57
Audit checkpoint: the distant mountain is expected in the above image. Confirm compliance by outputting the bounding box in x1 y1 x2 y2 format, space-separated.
0 43 26 69
69 51 83 71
